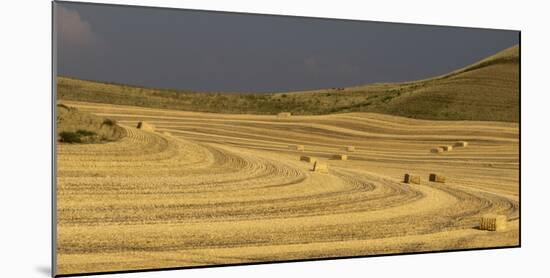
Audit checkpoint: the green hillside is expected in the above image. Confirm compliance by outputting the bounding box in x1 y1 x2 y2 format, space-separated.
57 45 519 122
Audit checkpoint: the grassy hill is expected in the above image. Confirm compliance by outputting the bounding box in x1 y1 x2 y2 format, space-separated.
56 104 124 143
57 45 519 122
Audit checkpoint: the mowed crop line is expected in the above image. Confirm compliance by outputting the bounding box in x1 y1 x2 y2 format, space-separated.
62 100 518 130
99 113 517 143
58 131 431 225
58 179 515 252
126 120 514 154
141 121 518 147
148 127 516 169
63 100 517 142
56 101 519 274
102 114 517 151
66 101 518 140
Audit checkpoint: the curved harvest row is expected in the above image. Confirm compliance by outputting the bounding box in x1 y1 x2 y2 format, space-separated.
56 101 519 275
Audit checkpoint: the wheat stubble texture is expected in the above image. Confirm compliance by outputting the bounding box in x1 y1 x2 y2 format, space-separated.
56 101 519 275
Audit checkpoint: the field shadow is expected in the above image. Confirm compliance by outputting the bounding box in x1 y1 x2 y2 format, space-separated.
35 265 51 277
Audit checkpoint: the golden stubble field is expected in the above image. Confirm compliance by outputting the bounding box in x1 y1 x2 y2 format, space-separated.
56 100 519 275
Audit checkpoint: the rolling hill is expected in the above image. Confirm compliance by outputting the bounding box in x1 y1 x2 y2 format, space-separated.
56 104 124 143
57 45 519 122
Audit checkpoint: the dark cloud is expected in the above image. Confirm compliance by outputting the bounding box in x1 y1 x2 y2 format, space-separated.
55 2 519 93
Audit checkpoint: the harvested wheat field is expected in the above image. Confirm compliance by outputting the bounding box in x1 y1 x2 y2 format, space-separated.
56 101 519 275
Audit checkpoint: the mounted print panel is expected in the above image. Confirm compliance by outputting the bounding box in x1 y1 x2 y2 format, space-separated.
53 1 520 276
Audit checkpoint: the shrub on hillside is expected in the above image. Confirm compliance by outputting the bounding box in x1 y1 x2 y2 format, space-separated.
76 129 96 136
59 131 82 143
59 130 98 143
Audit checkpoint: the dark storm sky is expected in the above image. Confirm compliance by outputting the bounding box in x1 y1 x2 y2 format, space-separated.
55 2 519 93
